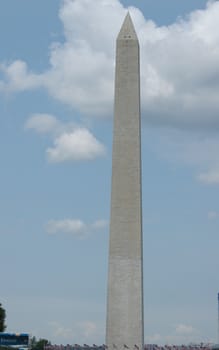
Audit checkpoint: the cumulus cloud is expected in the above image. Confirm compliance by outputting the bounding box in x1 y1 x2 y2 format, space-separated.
25 114 60 134
1 0 219 128
3 0 219 182
138 0 219 129
0 60 42 92
25 113 106 162
47 128 106 162
148 128 219 185
46 218 108 237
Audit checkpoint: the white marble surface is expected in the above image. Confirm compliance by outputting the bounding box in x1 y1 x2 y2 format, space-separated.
106 13 144 350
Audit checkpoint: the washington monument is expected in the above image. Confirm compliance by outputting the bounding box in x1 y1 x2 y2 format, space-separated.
106 13 144 350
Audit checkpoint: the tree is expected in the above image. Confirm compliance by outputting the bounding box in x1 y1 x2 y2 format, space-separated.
31 338 51 350
0 303 6 332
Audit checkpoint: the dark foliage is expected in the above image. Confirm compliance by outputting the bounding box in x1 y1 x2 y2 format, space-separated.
30 337 51 350
0 304 6 332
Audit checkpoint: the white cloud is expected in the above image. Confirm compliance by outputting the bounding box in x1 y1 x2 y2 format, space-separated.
3 0 219 182
46 218 107 237
46 128 106 162
91 220 108 230
207 211 219 219
145 324 199 345
78 321 98 339
46 0 219 126
49 320 102 343
145 333 161 343
49 321 75 340
46 219 87 236
25 114 106 162
25 114 60 134
147 128 219 186
1 0 219 128
0 60 42 92
198 170 219 184
138 0 219 129
175 324 196 335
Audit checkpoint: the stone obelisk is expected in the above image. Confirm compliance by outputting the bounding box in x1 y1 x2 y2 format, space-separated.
106 13 144 350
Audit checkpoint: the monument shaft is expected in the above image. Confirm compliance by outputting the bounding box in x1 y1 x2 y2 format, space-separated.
106 14 144 350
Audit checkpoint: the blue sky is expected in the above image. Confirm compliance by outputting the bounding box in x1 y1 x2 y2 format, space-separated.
1 0 219 345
